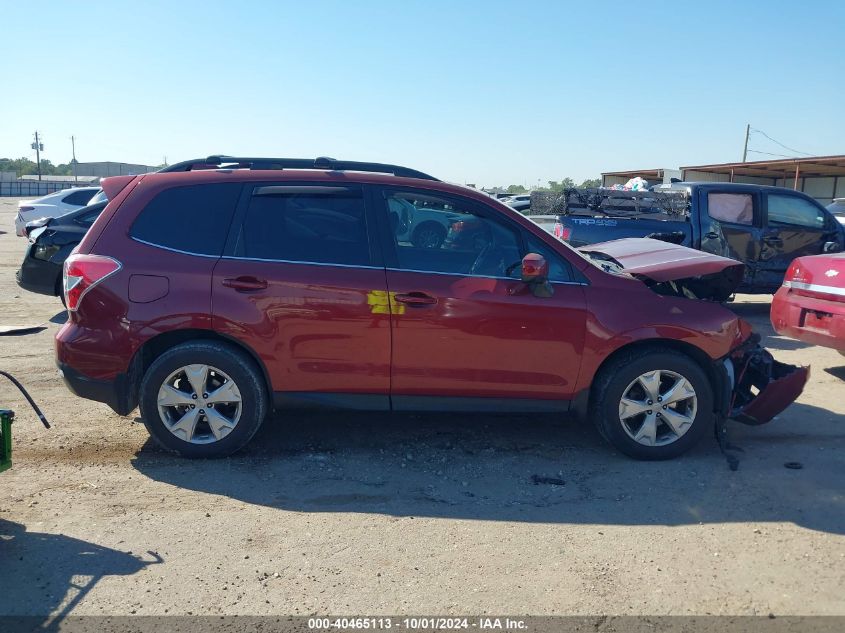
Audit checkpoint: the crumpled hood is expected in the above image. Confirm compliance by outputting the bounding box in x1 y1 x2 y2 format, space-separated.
580 238 746 301
581 237 745 282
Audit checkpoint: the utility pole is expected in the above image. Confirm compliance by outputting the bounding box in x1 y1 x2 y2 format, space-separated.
32 131 44 181
742 123 750 162
71 135 78 183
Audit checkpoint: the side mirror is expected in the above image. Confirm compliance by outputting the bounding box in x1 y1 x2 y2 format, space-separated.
823 241 841 253
521 253 554 297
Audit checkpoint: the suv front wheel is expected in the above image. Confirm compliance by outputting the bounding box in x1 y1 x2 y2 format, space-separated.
590 349 714 460
139 341 268 457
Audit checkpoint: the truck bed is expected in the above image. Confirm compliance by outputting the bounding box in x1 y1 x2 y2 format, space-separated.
551 188 693 248
557 215 692 248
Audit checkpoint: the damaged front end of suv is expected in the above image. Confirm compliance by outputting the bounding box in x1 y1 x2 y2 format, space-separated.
582 238 809 427
722 331 809 426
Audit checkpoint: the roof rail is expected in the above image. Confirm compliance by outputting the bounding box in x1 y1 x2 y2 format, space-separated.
159 155 438 181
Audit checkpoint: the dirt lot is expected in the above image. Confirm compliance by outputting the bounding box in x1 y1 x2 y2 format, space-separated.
0 196 842 618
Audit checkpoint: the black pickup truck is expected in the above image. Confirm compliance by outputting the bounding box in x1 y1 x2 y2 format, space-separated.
553 182 845 293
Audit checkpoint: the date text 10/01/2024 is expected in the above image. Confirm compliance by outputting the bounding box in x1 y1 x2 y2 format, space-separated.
307 618 528 630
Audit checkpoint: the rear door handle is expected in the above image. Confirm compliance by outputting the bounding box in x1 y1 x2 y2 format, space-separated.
394 292 438 307
704 231 720 240
222 276 268 291
763 236 784 246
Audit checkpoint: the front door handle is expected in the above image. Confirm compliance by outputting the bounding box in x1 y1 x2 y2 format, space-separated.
394 292 438 307
704 231 720 240
763 236 784 247
222 276 268 291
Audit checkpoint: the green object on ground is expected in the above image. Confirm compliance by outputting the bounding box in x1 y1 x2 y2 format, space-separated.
0 409 13 473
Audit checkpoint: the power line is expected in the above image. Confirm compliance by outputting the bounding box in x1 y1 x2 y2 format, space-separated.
746 149 801 159
750 128 813 157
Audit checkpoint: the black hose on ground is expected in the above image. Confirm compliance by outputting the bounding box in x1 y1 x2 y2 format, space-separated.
0 370 50 428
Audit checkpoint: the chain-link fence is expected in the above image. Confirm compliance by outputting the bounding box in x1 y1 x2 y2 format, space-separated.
527 191 562 215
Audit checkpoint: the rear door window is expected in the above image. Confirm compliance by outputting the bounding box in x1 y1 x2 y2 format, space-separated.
130 183 242 256
62 189 96 206
767 194 826 229
707 193 754 225
233 186 372 266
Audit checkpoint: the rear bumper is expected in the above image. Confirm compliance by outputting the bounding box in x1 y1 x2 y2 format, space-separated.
55 322 139 416
771 286 845 352
723 334 809 425
57 361 134 416
16 253 61 297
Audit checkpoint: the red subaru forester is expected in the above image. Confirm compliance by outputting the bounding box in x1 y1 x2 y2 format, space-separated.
56 157 808 459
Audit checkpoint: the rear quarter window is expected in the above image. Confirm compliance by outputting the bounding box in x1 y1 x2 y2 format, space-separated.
130 183 242 256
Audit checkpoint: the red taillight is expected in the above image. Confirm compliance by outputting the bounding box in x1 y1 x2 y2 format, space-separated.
785 261 804 284
63 254 121 311
553 222 571 241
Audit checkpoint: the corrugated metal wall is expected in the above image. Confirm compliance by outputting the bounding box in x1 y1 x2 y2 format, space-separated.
602 175 630 187
684 170 842 206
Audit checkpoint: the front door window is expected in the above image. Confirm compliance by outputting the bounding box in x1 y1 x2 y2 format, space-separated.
387 192 523 279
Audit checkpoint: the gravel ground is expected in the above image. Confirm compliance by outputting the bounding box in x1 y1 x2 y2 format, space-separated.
0 196 842 617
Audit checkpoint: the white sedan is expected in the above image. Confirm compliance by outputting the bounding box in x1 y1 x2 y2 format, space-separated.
15 187 101 237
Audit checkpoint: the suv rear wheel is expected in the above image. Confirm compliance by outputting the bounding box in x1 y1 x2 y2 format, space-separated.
590 349 713 460
139 341 268 457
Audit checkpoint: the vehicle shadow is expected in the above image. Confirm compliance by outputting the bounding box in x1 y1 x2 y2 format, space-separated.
726 301 771 319
131 403 845 534
49 311 68 325
0 326 46 337
824 365 845 381
0 519 161 620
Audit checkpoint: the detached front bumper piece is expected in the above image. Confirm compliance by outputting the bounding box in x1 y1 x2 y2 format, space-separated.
728 335 809 425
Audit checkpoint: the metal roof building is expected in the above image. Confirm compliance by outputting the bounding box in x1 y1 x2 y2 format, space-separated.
680 155 845 205
603 155 845 205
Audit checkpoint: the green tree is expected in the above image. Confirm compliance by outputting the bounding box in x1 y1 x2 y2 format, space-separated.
0 157 74 176
506 184 527 194
545 178 575 192
579 178 601 188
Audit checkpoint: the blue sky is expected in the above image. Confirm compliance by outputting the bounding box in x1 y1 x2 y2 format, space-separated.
2 0 843 186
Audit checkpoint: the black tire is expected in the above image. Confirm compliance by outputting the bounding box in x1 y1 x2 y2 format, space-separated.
590 348 714 460
139 341 268 458
411 222 446 249
55 276 66 308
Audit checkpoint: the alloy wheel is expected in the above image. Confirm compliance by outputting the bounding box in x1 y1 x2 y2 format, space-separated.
157 364 242 444
415 228 443 248
618 370 697 447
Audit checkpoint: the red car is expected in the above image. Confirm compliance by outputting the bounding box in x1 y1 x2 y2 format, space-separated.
771 252 845 353
56 156 808 459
